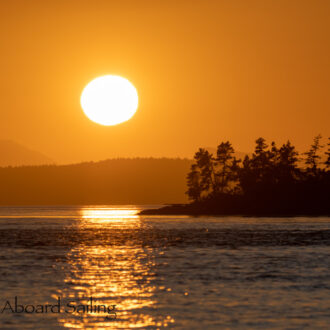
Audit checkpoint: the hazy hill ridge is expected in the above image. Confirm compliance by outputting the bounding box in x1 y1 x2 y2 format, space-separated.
0 158 192 205
0 140 53 166
0 142 250 205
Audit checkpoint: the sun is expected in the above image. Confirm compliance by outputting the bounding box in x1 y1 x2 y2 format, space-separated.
80 75 138 126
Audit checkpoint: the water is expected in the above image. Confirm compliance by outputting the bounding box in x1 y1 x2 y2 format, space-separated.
0 206 329 329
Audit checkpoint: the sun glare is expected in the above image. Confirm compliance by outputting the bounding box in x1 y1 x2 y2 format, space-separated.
80 75 138 126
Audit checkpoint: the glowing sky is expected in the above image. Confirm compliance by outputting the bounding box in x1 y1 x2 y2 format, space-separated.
1 0 329 163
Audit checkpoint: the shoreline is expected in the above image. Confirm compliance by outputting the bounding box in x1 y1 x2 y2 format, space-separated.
139 204 330 217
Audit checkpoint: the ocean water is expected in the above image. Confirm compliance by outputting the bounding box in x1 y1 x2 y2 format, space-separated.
0 206 329 329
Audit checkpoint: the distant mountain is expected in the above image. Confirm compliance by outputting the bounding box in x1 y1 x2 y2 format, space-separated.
0 140 53 167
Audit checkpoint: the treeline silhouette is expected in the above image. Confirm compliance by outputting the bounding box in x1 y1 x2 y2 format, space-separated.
142 136 330 216
0 158 191 205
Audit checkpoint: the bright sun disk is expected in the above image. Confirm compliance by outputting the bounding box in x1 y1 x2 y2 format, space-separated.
80 75 138 126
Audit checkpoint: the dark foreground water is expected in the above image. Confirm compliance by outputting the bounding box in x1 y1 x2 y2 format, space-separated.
0 206 329 329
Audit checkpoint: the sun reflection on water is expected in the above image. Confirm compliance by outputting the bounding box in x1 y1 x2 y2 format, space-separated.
80 207 140 228
56 207 174 329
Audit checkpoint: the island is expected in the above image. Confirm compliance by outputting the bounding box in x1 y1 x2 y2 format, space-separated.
140 136 330 216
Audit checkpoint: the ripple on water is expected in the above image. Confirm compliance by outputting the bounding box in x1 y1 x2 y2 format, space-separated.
0 206 329 329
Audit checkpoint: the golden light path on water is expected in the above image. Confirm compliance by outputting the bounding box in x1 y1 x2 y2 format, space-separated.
56 207 174 329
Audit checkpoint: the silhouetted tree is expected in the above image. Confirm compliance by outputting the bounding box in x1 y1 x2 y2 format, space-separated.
186 148 214 201
239 138 275 194
275 141 299 183
255 137 268 155
325 137 330 169
195 148 215 194
214 141 240 193
239 155 253 194
252 138 274 177
304 134 323 175
184 136 329 215
186 164 202 201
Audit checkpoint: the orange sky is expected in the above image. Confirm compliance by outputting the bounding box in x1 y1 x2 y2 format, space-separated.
1 0 329 163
